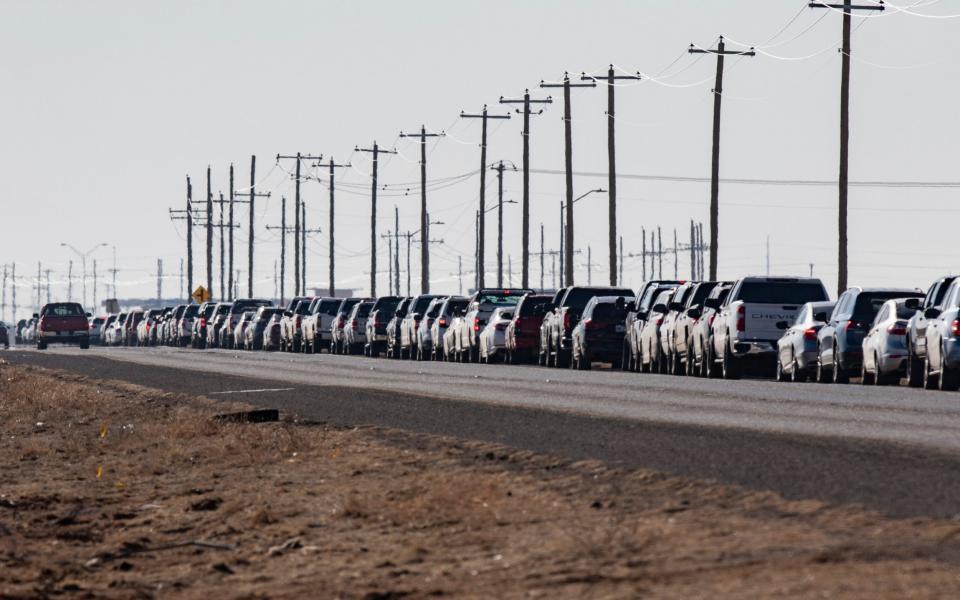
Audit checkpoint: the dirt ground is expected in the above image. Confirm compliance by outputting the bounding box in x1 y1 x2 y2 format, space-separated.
2 363 960 599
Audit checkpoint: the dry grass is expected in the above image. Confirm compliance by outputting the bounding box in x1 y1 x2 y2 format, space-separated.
2 362 960 598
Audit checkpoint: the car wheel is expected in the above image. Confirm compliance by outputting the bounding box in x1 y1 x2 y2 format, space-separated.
860 358 875 385
906 348 924 388
815 347 830 384
791 357 807 383
924 355 939 390
721 344 740 380
940 349 959 391
832 345 849 384
775 357 786 382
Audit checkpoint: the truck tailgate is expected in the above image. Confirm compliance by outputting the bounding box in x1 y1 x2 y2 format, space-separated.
742 303 802 341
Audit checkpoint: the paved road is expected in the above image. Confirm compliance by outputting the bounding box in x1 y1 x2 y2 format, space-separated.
7 345 960 519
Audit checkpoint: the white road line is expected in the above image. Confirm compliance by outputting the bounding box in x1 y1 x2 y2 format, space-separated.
207 387 295 395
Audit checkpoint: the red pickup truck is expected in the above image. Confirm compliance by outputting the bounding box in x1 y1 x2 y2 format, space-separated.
35 302 90 350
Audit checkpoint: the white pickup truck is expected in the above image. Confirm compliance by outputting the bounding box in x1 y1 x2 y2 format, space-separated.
708 276 830 379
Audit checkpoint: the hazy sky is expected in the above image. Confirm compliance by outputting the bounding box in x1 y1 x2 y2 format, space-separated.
2 0 959 318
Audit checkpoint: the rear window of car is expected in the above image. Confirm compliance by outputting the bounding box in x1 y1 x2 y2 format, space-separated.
232 299 272 314
853 292 922 320
184 305 199 318
92 317 104 325
357 303 373 318
591 303 628 322
216 304 231 315
375 298 401 314
518 296 552 317
294 300 312 315
257 309 284 322
320 300 342 315
173 306 186 318
688 283 717 307
338 300 360 315
41 303 84 317
445 299 468 314
895 303 919 320
564 288 634 310
412 297 436 314
738 281 828 305
477 293 523 306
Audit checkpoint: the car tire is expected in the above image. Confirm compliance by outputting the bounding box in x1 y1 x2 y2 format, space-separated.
860 358 875 385
924 356 939 390
721 344 741 380
832 345 849 384
791 357 807 383
815 346 831 384
775 357 786 382
940 350 959 391
906 348 924 388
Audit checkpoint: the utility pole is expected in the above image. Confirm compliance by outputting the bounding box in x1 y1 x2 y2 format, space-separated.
10 263 15 323
206 166 213 296
326 157 351 297
218 192 225 300
492 161 507 287
508 255 513 287
90 261 96 309
394 206 400 296
540 223 545 292
228 165 234 300
265 197 291 305
689 37 755 280
44 269 51 304
587 247 592 285
657 227 663 279
405 231 412 296
461 105 510 289
673 229 679 279
36 262 41 313
67 260 73 302
398 126 442 294
500 90 552 288
458 256 463 295
169 176 203 302
642 227 647 281
355 143 396 297
247 155 272 298
583 65 641 285
157 259 163 303
811 0 884 294
690 220 697 279
1 265 6 322
541 72 595 286
559 201 564 288
475 211 480 290
386 230 393 294
277 153 323 297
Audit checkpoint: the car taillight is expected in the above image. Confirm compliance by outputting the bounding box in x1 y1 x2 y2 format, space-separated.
200 317 207 328
953 320 960 337
887 322 907 336
374 315 381 328
338 316 344 328
295 315 302 327
803 327 818 341
473 317 481 332
736 305 745 332
563 312 571 332
707 314 716 327
438 318 447 327
351 319 358 329
584 319 600 330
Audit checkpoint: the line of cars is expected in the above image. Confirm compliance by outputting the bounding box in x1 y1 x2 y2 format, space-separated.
26 273 960 391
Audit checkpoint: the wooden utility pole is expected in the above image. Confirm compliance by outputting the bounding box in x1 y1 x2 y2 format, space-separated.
540 223 545 292
461 106 510 288
398 126 442 293
811 0 884 294
394 206 400 295
326 157 351 297
583 66 640 285
206 166 213 296
218 192 225 300
405 231 412 296
247 156 273 298
541 73 595 286
265 197 290 305
277 153 322 296
500 90 552 288
186 176 193 297
492 161 507 287
355 143 396 297
689 37 755 281
156 259 163 302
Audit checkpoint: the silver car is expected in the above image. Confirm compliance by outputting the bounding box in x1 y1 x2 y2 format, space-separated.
638 288 677 373
343 299 375 355
478 307 514 363
920 278 960 390
415 297 446 360
774 301 835 382
431 296 468 360
861 298 920 385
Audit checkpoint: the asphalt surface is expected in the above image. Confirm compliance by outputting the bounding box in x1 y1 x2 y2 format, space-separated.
7 344 960 519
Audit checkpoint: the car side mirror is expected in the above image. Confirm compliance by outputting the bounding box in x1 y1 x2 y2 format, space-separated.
704 298 719 310
904 298 921 311
652 304 668 314
637 311 648 321
813 312 828 323
775 320 789 330
32 313 39 319
925 307 942 319
687 307 702 319
625 302 636 313
284 311 293 317
85 312 92 318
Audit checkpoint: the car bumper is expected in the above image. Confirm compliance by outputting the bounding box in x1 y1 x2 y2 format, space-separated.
877 352 908 374
943 339 960 369
796 350 819 371
39 332 89 342
732 340 776 357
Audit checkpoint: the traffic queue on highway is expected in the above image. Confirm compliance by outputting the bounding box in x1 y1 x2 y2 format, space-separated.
19 273 960 391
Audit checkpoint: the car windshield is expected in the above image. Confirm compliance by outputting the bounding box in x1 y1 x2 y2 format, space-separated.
518 296 552 317
853 292 922 320
41 303 84 317
591 303 628 322
738 281 828 305
564 288 634 310
320 300 342 315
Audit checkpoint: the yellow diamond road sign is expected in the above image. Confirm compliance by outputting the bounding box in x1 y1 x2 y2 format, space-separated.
191 286 211 304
